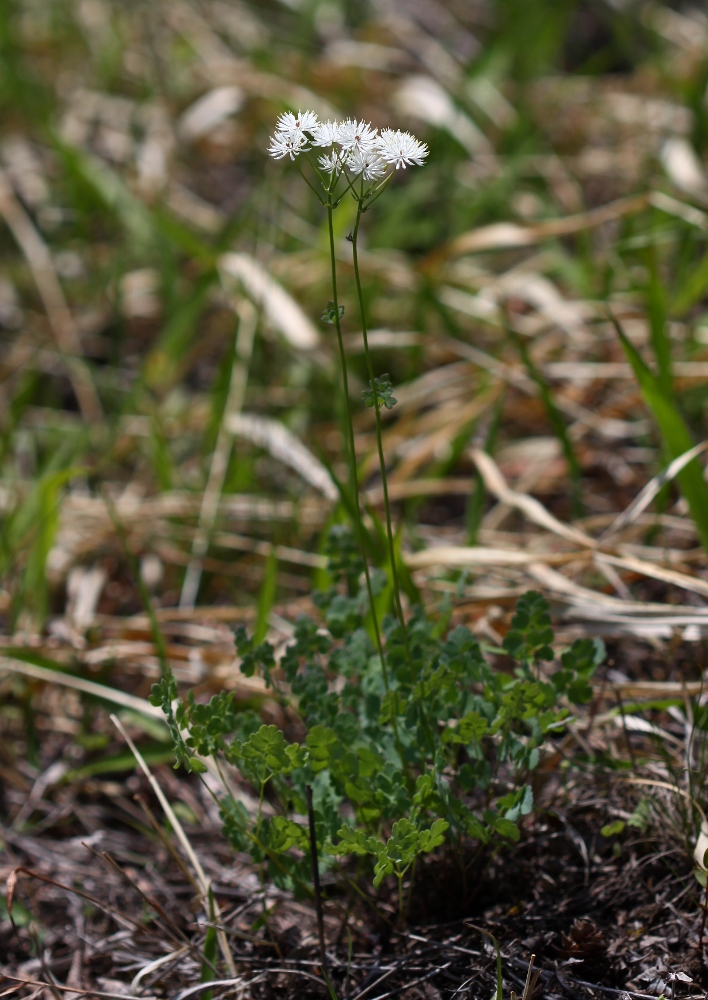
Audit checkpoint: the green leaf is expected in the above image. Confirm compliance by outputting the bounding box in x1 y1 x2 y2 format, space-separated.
240 726 299 775
267 816 310 853
444 710 489 745
418 818 449 852
235 626 276 684
321 301 345 324
493 817 520 842
286 743 308 769
600 820 626 837
503 591 554 666
332 825 377 857
305 726 340 772
362 374 397 410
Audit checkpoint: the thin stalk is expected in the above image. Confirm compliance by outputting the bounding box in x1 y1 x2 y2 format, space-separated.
326 202 412 777
325 203 389 691
404 858 416 925
296 160 326 204
360 171 394 211
350 202 411 662
351 201 438 754
305 786 328 974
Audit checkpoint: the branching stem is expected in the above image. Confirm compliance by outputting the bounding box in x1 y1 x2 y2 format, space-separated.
325 201 412 776
325 203 389 693
350 202 411 659
351 198 436 754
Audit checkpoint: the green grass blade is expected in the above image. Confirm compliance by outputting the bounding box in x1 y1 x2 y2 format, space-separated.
645 246 673 398
54 139 154 247
200 888 219 997
672 243 708 317
609 312 708 557
254 547 278 644
64 747 175 783
1 460 87 627
507 326 583 518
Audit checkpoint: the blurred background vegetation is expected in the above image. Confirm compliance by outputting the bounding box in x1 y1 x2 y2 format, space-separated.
1 0 708 645
4 1 708 984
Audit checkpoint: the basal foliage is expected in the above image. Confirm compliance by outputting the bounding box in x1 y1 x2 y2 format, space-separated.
151 528 604 904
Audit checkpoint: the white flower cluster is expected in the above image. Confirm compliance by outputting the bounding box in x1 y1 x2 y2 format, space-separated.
267 111 428 177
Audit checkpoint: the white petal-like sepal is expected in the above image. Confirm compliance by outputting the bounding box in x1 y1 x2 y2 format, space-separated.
376 128 428 169
268 130 308 160
318 152 341 173
346 148 387 180
337 118 378 153
275 110 320 137
312 120 342 147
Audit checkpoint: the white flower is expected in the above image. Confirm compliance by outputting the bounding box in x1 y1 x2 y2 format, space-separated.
376 128 428 169
346 147 387 180
318 152 342 173
311 120 341 147
268 129 308 160
337 118 378 153
275 110 319 138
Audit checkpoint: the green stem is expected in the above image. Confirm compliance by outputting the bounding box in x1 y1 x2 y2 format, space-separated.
325 202 412 780
350 203 411 659
256 775 266 834
201 770 311 897
404 858 416 925
360 171 394 211
351 202 438 757
296 160 326 205
325 203 389 693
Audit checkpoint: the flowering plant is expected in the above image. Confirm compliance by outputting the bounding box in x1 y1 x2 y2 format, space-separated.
152 108 603 926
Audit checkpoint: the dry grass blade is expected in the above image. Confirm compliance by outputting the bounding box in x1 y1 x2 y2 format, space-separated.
171 979 247 1000
608 679 708 696
0 168 101 421
619 777 708 825
597 552 708 599
430 194 649 262
226 412 338 500
527 561 677 611
109 714 237 977
510 953 540 1000
211 531 326 568
0 656 165 719
219 252 320 350
600 440 708 542
129 947 190 993
470 448 596 548
0 976 156 1000
394 75 493 157
405 546 581 570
